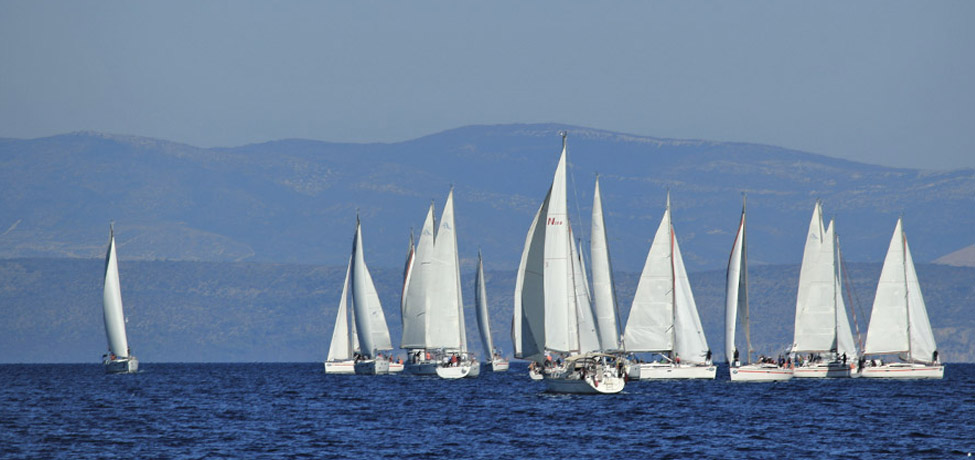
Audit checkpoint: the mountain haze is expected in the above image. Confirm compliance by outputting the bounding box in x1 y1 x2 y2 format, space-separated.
2 124 973 275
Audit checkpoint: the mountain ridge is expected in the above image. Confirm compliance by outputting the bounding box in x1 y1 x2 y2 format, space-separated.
1 124 973 274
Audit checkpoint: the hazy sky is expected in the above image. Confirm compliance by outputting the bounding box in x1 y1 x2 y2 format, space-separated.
1 1 972 169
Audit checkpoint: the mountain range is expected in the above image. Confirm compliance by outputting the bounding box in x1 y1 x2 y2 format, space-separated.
2 124 973 274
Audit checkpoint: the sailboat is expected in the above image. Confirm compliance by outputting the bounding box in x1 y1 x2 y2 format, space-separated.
324 257 358 374
622 193 716 379
512 133 625 394
589 176 623 354
401 190 479 379
791 202 858 378
726 198 793 382
101 224 138 374
860 218 944 379
475 251 509 372
348 217 397 375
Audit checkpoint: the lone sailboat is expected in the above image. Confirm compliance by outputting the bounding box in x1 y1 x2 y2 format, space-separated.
102 224 138 374
726 198 793 382
860 218 944 379
622 193 715 379
349 217 397 375
324 258 358 374
475 251 509 372
401 190 479 379
512 133 625 394
791 202 858 378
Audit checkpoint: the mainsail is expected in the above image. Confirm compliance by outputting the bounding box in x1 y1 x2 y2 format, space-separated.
513 134 592 359
102 225 130 358
327 257 359 361
793 202 839 353
725 200 748 364
475 251 494 357
350 218 393 357
590 177 621 351
623 194 709 361
864 218 938 362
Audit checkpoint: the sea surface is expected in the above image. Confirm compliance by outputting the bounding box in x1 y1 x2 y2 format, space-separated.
2 362 973 459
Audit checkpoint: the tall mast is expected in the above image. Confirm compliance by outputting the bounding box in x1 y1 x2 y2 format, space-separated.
668 192 677 358
901 218 912 362
742 194 752 364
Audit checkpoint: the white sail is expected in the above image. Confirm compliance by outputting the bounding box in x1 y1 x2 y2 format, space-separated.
864 218 910 356
864 218 938 362
590 177 621 351
792 202 836 353
475 252 494 357
672 236 709 363
572 234 600 354
623 200 676 352
429 189 466 351
904 233 937 362
542 143 576 353
512 193 549 360
725 203 747 364
401 204 435 349
831 223 857 358
327 258 356 361
350 218 392 357
102 227 130 358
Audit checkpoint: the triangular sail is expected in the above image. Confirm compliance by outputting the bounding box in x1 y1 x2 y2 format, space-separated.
672 235 709 363
831 223 857 358
590 177 621 351
475 252 495 358
572 234 600 354
327 257 355 361
102 226 130 358
400 204 435 349
542 142 575 353
350 219 392 357
623 201 675 352
793 202 836 353
904 235 937 362
725 201 747 364
864 218 911 356
512 193 549 360
429 190 465 351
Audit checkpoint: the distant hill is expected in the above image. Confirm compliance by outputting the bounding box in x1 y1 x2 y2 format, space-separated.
2 258 972 363
934 245 975 268
1 124 973 274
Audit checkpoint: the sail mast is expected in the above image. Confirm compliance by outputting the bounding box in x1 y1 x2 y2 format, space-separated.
901 218 912 362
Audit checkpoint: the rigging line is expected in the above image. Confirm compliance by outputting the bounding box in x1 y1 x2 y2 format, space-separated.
564 131 589 256
839 250 866 353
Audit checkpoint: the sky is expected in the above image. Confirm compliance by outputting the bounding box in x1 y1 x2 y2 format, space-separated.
1 1 973 170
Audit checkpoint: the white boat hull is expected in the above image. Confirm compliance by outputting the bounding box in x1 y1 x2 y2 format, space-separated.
629 362 716 380
389 361 404 373
544 373 624 394
436 364 472 379
354 359 390 375
860 363 944 379
104 356 138 374
793 361 855 378
324 360 356 374
729 364 794 382
466 361 481 378
485 358 509 372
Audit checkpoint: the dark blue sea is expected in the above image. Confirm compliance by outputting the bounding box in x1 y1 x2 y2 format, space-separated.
2 363 973 459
